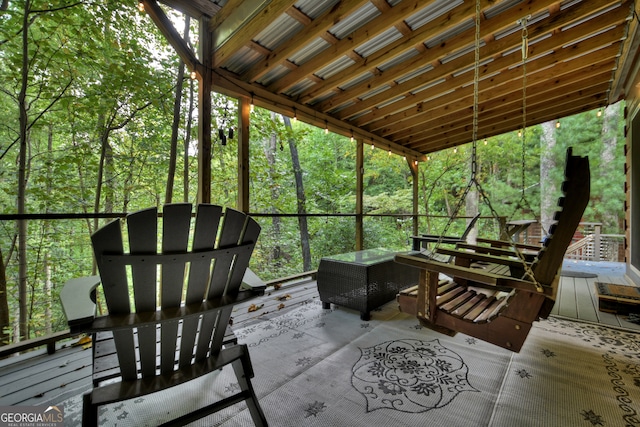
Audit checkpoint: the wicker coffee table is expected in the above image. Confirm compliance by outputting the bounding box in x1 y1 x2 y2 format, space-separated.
317 248 419 320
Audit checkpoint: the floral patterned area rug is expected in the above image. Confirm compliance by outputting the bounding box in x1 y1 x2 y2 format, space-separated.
58 301 640 426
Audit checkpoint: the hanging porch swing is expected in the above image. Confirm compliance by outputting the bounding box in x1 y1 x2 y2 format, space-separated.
395 2 591 352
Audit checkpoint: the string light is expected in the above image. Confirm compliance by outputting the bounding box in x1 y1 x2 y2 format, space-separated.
324 121 328 134
250 94 254 113
371 143 375 150
518 130 522 138
597 109 602 117
454 147 458 154
484 139 488 145
190 70 197 80
555 120 560 128
388 149 391 156
350 130 354 142
138 1 144 12
427 155 431 161
414 159 418 166
292 108 297 122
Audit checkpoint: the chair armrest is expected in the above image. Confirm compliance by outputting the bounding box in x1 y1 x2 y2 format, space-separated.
60 276 101 333
241 268 266 294
394 254 550 295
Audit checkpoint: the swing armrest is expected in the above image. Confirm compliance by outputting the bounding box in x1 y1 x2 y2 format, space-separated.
454 243 538 261
475 237 542 251
394 254 551 295
435 248 532 268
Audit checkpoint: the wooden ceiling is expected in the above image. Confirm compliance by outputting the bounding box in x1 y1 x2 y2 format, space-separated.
150 0 639 159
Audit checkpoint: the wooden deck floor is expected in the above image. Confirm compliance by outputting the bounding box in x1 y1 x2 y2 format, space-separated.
1 261 638 408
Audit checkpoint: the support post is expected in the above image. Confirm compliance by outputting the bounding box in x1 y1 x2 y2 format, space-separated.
356 139 364 250
198 16 212 204
408 158 419 237
238 97 250 212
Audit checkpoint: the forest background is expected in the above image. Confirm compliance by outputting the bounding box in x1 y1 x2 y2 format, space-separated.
0 1 626 345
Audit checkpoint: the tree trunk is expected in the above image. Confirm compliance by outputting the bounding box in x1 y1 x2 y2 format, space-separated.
265 113 282 265
0 247 10 345
600 104 620 230
16 0 31 341
540 120 557 235
282 116 311 271
184 78 195 203
466 154 479 243
166 16 190 204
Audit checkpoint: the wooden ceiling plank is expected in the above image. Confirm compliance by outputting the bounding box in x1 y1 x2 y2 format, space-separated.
319 0 612 113
609 2 637 102
241 0 371 82
382 45 617 140
365 27 624 134
399 76 610 146
331 0 626 120
268 0 442 94
415 95 608 154
211 0 297 66
209 68 424 159
298 0 503 104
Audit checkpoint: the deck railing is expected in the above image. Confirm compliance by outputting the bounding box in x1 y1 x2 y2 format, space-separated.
0 213 623 357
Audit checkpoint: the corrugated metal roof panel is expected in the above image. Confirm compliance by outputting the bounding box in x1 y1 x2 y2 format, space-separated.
256 64 291 87
360 84 391 101
315 56 357 80
223 46 265 75
329 2 381 39
339 72 374 91
294 0 341 20
254 14 304 51
424 18 475 49
397 63 435 85
355 27 403 58
284 79 317 97
405 0 464 30
289 38 331 65
379 48 421 73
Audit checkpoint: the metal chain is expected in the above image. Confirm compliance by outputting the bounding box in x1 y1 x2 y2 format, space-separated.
520 16 528 196
429 6 543 292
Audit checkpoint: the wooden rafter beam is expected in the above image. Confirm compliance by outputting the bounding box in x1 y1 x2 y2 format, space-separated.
408 81 611 152
388 46 617 143
267 0 443 94
159 0 221 18
211 68 424 159
329 0 625 120
368 27 625 137
142 0 201 73
240 0 371 83
210 0 296 66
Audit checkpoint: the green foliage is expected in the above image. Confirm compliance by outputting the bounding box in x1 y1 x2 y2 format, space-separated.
0 2 627 340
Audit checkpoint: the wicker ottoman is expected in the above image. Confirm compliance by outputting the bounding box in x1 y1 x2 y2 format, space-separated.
317 248 419 320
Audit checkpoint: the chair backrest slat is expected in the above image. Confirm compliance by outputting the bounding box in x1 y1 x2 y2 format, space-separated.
186 205 223 304
208 208 247 299
161 203 193 308
127 208 158 313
